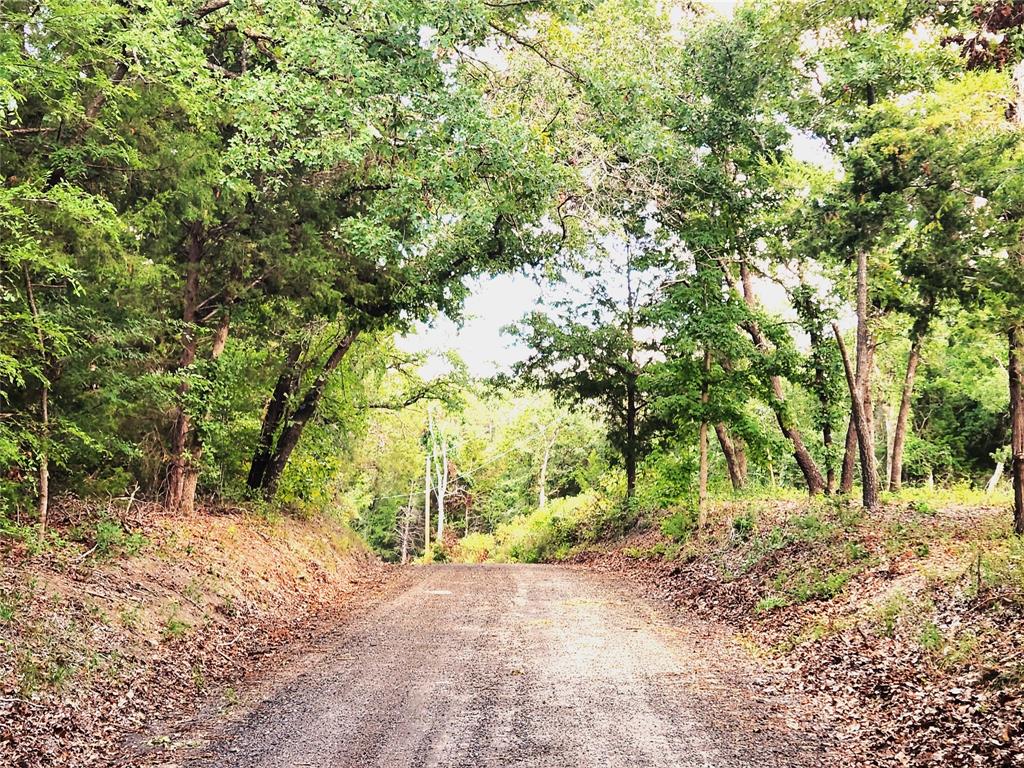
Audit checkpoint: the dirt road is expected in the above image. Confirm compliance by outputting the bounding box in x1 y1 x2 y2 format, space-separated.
185 564 833 767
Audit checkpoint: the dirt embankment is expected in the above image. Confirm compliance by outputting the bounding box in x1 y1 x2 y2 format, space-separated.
571 498 1024 768
0 500 393 768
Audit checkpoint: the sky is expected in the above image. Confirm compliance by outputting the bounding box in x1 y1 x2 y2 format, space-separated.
398 129 838 380
398 0 841 380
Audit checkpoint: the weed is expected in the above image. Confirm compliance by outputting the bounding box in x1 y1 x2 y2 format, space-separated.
183 578 204 604
732 512 756 541
919 622 943 651
119 605 141 630
754 595 788 614
191 664 205 692
911 500 937 517
844 541 871 562
783 567 853 603
162 606 191 640
163 617 191 639
877 592 909 637
0 592 19 623
661 505 698 543
76 517 148 559
223 686 240 707
792 513 833 541
742 526 790 572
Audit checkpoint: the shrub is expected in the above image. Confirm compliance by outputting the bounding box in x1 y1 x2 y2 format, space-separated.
661 504 698 543
491 492 613 563
455 532 496 563
732 512 756 541
92 518 147 558
754 595 788 614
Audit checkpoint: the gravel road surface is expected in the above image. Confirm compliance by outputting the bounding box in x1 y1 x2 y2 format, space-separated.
188 564 833 767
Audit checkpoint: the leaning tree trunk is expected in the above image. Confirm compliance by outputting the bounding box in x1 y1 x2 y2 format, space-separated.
22 263 49 536
166 224 203 514
734 262 826 495
1010 325 1024 535
806 322 836 493
246 342 304 494
839 418 857 494
840 252 876 494
834 323 879 510
889 318 927 492
260 330 359 498
715 423 746 491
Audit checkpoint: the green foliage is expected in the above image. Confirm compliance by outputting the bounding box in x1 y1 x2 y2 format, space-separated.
780 567 855 604
68 517 146 559
492 491 625 563
661 506 698 544
3 0 1023 545
754 595 788 614
732 512 756 542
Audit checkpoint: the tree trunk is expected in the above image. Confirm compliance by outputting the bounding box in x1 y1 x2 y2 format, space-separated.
538 425 559 509
1008 61 1024 535
400 505 411 565
22 262 49 536
890 323 925 492
834 323 879 510
855 249 876 485
179 310 230 512
882 399 895 493
424 453 431 553
1010 325 1024 534
840 252 877 495
734 262 825 495
166 224 204 513
247 342 304 493
698 350 711 527
260 330 359 498
433 436 447 541
625 376 637 499
823 419 835 494
715 423 745 491
840 417 857 493
986 461 1004 495
805 319 836 493
37 387 49 536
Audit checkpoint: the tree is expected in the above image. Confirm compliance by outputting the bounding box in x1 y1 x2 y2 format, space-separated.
508 237 658 498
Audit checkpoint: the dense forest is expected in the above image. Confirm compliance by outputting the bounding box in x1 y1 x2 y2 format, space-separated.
2 0 1024 555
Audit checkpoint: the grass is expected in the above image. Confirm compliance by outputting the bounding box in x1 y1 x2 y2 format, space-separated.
162 605 192 640
779 566 856 603
0 591 19 623
754 595 788 613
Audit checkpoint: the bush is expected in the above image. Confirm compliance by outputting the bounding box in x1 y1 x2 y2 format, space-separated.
491 492 618 563
660 504 698 543
455 532 496 563
72 517 147 559
732 512 756 541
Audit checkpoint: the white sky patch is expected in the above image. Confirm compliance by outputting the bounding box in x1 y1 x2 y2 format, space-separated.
790 128 840 174
397 273 544 378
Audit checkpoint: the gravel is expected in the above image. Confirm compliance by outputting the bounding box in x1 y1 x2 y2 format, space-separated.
177 564 836 768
